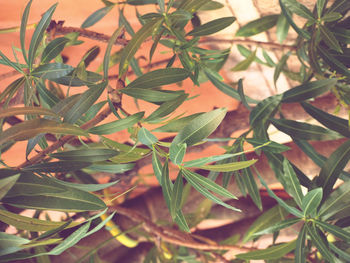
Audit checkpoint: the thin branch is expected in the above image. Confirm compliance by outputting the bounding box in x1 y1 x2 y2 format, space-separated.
112 206 256 254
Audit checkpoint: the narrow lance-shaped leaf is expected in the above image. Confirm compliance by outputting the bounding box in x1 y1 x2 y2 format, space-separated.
41 37 70 63
152 150 163 185
302 188 323 216
170 171 183 219
319 25 343 53
31 63 74 80
172 108 226 146
169 143 187 165
120 88 185 103
270 118 343 141
282 158 304 208
236 15 279 37
64 81 107 124
252 218 300 237
50 149 119 162
89 112 144 135
0 107 58 119
231 49 257 72
119 18 162 75
161 160 173 209
236 240 297 260
316 139 350 200
276 13 290 43
125 68 190 89
318 46 350 78
138 127 158 147
280 0 314 20
295 224 307 263
187 17 236 36
250 94 282 128
22 161 91 173
0 119 88 145
0 174 20 200
20 0 32 64
199 159 257 172
317 0 327 18
81 5 115 29
28 3 58 68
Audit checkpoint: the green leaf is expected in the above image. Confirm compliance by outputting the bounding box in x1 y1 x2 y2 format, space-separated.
187 17 235 36
321 12 342 22
246 138 290 153
231 49 256 71
172 108 226 146
161 160 173 209
270 118 343 141
169 143 187 165
243 203 290 242
121 88 185 103
258 175 303 217
306 223 335 263
119 18 162 75
295 224 307 263
182 169 240 211
198 0 224 10
250 94 282 128
126 68 189 89
170 171 183 219
0 51 23 73
316 139 350 199
81 5 114 28
236 15 279 37
302 188 323 216
241 164 262 210
329 242 350 262
318 46 350 78
0 107 58 119
282 158 304 208
89 112 144 135
64 82 107 124
274 52 290 85
20 0 32 64
152 113 202 132
236 240 296 260
175 210 190 232
103 26 124 80
51 71 103 86
183 153 241 167
28 3 58 68
49 222 91 255
276 14 290 43
252 218 300 237
145 93 188 122
41 37 70 63
178 0 209 13
320 25 343 53
152 150 163 184
22 161 91 173
301 102 350 138
237 78 252 110
86 162 134 173
279 0 311 39
0 119 88 145
280 0 314 20
199 159 257 172
0 209 77 231
0 232 29 257
317 0 327 18
319 180 350 220
31 63 74 80
282 79 337 103
315 220 350 242
0 174 20 200
138 127 158 146
50 148 119 162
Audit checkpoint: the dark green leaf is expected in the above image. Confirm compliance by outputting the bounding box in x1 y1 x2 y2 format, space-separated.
236 15 279 37
178 0 209 13
274 52 290 85
169 143 187 165
252 218 300 236
183 153 241 167
282 158 304 207
41 37 69 63
246 138 290 153
175 210 190 232
170 171 183 219
0 51 23 73
276 14 290 43
28 3 58 68
64 82 106 124
50 148 119 162
199 159 257 172
231 49 256 71
172 108 226 146
317 0 327 18
152 150 163 184
145 93 188 122
320 180 350 220
306 223 335 263
121 88 185 103
0 107 58 119
161 160 172 209
315 220 350 242
152 113 203 132
89 112 144 135
187 17 235 36
270 118 343 141
321 12 342 22
295 224 307 263
87 162 135 173
31 63 74 80
282 79 337 103
0 232 29 257
119 8 135 36
302 188 323 216
138 127 158 146
250 94 282 128
236 240 296 260
258 175 303 217
198 0 224 10
0 119 88 145
237 79 251 110
20 0 32 64
280 0 314 20
22 161 91 173
318 46 350 78
320 25 343 53
301 102 350 138
316 139 350 199
119 18 162 75
0 174 20 200
182 169 240 211
126 68 189 89
240 163 262 210
81 5 114 28
51 71 103 86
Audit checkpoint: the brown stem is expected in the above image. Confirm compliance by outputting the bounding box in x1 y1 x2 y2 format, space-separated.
17 106 112 169
112 206 256 254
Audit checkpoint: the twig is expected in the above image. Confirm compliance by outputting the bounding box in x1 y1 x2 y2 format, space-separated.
112 206 255 254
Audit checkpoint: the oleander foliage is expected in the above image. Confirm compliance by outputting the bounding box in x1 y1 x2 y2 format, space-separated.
1 0 350 262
